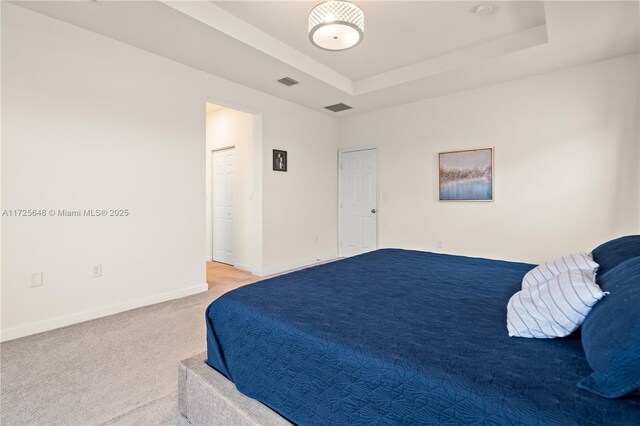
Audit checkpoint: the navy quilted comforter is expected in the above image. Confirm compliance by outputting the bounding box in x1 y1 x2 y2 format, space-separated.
206 249 640 425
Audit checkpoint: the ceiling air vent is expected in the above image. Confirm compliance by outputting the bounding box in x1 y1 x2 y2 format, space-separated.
324 103 352 112
277 77 299 87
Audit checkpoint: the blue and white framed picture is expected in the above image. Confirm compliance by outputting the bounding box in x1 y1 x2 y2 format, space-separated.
439 147 493 201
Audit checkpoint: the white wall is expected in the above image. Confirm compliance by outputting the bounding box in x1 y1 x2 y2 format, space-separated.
1 3 338 341
4 1 637 342
339 54 640 263
205 108 254 269
261 110 339 273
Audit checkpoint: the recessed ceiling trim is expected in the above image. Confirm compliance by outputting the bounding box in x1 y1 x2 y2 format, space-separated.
164 1 549 98
12 0 638 116
355 24 549 95
160 0 354 94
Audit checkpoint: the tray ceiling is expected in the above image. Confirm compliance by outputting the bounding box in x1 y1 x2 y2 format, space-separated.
214 1 547 81
10 1 640 116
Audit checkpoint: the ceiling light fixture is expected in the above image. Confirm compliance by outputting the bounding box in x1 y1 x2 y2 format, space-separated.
309 1 364 51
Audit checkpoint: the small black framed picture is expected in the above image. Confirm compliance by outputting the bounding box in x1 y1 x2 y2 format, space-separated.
273 149 287 172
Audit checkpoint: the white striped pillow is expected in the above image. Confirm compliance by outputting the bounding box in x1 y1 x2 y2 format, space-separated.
507 269 606 339
522 253 598 289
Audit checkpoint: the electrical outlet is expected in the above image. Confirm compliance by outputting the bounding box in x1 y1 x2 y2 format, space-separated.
31 272 43 287
314 235 319 243
436 240 443 249
91 264 102 278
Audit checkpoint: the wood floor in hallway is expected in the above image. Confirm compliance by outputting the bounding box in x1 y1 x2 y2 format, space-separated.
206 262 259 290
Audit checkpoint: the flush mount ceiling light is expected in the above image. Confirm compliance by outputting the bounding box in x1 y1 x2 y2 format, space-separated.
309 1 364 51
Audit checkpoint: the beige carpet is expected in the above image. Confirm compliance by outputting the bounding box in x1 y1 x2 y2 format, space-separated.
0 281 251 425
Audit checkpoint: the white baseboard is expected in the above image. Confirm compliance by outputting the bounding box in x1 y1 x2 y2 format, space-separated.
0 283 209 343
0 255 341 342
257 254 340 277
233 263 255 274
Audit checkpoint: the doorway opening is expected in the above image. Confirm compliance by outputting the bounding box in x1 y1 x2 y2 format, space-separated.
205 102 260 288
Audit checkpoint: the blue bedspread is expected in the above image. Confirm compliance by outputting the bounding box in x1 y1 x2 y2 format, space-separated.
206 249 640 425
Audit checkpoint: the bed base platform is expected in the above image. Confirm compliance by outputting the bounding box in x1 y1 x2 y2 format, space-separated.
178 353 292 426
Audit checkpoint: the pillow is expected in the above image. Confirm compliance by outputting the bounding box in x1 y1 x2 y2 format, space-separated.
591 235 640 276
522 253 598 289
507 269 606 339
578 256 640 398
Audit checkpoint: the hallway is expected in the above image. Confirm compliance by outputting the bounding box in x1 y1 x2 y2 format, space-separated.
206 262 259 289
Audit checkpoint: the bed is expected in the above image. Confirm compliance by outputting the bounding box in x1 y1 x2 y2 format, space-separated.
204 249 640 425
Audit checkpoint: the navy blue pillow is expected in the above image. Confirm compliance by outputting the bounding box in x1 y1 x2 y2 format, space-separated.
578 256 640 398
591 235 640 276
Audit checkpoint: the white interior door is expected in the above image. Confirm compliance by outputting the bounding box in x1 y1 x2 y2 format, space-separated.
212 148 235 265
339 148 378 257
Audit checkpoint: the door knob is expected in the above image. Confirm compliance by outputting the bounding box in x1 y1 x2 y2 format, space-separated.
371 209 376 214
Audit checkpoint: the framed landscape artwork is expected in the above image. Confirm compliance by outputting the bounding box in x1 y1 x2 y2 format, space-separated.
439 147 493 201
